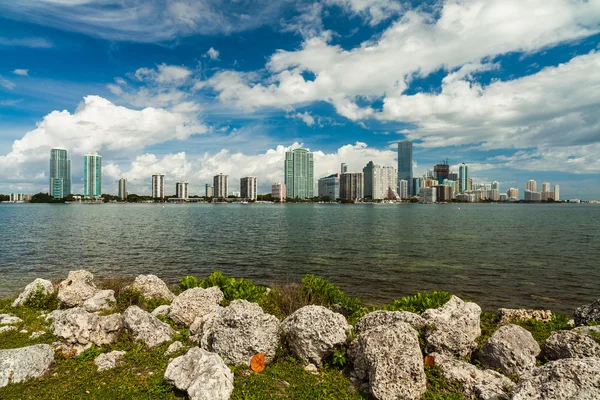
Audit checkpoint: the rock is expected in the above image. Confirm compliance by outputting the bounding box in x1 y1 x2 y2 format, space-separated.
11 278 55 307
123 306 174 348
544 330 600 360
282 305 349 366
30 331 45 339
57 270 98 308
189 308 223 342
479 324 540 376
304 364 319 375
0 314 23 325
51 307 123 346
194 300 280 367
349 322 426 400
573 325 600 336
83 290 116 312
152 305 170 317
513 357 600 399
430 352 514 400
19 330 28 334
44 309 65 322
574 299 600 326
57 343 93 356
130 274 175 301
0 326 16 334
421 295 482 358
94 350 126 372
169 287 224 326
496 308 552 324
354 310 426 334
164 347 234 400
164 341 185 357
0 344 54 388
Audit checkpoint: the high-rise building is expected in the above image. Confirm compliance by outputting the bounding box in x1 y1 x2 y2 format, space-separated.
527 180 537 192
398 180 408 199
448 172 458 181
459 163 468 193
542 182 551 193
83 154 102 197
413 177 422 196
491 181 500 191
487 189 500 201
284 148 314 199
213 174 228 198
49 148 71 199
467 178 473 191
363 161 397 200
152 173 165 199
419 187 436 204
118 178 127 201
341 163 347 174
272 182 286 202
433 185 452 202
554 185 560 201
176 181 189 199
205 184 213 197
525 190 542 201
240 176 257 200
507 188 519 199
340 172 363 201
318 174 340 200
397 140 413 196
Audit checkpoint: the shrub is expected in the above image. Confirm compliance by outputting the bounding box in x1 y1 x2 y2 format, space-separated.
179 275 200 292
199 272 268 304
301 274 367 323
259 282 311 319
384 291 452 314
23 287 58 310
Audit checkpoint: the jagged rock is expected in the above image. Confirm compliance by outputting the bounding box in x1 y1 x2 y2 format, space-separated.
11 278 55 307
349 322 426 400
0 314 23 325
189 308 222 342
169 287 224 326
573 325 600 336
0 326 16 334
94 350 126 372
83 290 116 312
544 330 600 360
164 347 234 400
574 299 600 326
193 300 280 366
479 324 540 376
354 310 426 334
130 274 175 301
421 295 482 358
164 341 185 357
57 270 98 308
123 306 174 348
44 309 65 322
496 308 552 324
282 305 349 366
430 352 514 400
0 344 54 388
152 305 170 317
30 331 45 339
513 357 600 399
51 307 123 346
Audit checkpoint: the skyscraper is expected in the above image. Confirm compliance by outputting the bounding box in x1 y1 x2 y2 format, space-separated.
397 140 413 196
542 182 551 193
363 161 397 200
413 177 422 196
83 154 102 197
118 178 127 201
399 180 408 199
340 172 363 201
49 148 71 199
205 184 213 197
527 180 537 192
152 173 165 199
284 148 314 199
176 181 189 199
554 185 560 201
434 160 450 184
491 181 500 191
459 163 468 193
272 183 286 202
341 163 347 174
318 174 340 200
213 173 228 198
240 176 257 200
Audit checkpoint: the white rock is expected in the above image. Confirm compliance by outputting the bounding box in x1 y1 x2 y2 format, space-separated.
496 308 552 324
51 307 123 346
573 325 600 336
164 347 234 400
30 331 45 339
0 326 16 334
19 330 28 334
349 322 426 400
123 305 174 348
83 290 116 312
282 305 349 366
57 270 98 308
94 350 126 372
0 314 23 325
545 330 600 360
513 357 600 399
354 310 427 334
151 305 170 317
304 364 319 375
11 278 55 307
0 344 54 388
164 341 185 357
169 287 224 326
479 324 540 376
130 274 175 301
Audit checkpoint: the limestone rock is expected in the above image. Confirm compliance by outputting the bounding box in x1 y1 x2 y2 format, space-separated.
164 341 185 357
513 357 600 399
573 325 600 336
354 310 426 334
544 330 600 360
574 299 600 326
304 364 319 375
189 308 222 342
0 326 16 334
152 305 170 317
349 322 426 400
282 305 349 366
30 331 45 339
0 344 54 388
194 300 280 366
123 305 174 348
130 274 175 301
51 307 123 346
57 270 98 308
496 308 552 324
169 287 224 326
479 324 540 376
421 295 482 358
164 347 234 400
0 314 23 325
83 290 116 312
11 278 55 307
430 352 514 400
94 350 126 372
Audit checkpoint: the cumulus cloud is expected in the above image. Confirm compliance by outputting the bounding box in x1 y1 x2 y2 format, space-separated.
12 69 29 76
291 111 316 126
204 47 220 60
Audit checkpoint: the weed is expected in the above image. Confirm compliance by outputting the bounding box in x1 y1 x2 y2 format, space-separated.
385 291 452 314
74 345 102 362
422 365 466 400
23 287 59 310
514 313 571 345
179 275 200 292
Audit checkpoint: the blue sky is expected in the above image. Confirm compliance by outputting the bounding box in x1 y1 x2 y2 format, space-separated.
0 0 599 198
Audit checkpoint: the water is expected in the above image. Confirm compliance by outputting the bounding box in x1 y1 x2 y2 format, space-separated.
1 203 599 315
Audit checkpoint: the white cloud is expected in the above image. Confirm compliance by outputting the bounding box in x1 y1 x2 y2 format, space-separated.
291 111 316 126
0 37 52 48
135 64 192 84
205 47 220 60
0 75 16 90
326 0 404 25
12 69 29 76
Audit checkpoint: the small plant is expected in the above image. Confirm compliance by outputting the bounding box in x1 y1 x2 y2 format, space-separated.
422 364 466 400
301 274 367 323
179 275 200 291
330 347 349 369
23 287 58 310
384 291 452 314
74 345 102 362
199 272 268 304
515 313 571 345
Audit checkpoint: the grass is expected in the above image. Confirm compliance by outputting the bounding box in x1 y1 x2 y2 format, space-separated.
512 313 571 346
421 365 465 400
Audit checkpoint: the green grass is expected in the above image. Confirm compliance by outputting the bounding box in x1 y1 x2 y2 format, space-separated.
513 313 571 346
421 365 465 400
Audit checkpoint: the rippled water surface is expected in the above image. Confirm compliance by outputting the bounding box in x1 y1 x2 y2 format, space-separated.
1 203 599 314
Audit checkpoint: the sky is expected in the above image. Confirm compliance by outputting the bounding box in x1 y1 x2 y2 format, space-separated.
0 0 599 199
